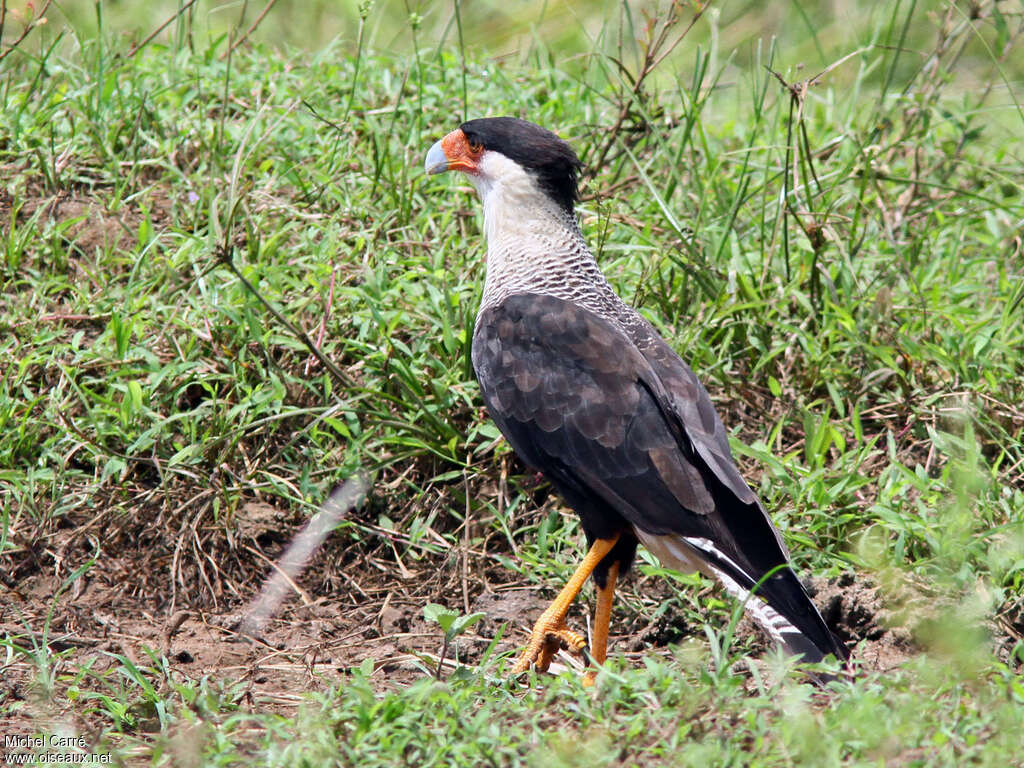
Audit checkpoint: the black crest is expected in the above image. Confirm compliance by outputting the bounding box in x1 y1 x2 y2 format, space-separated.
460 117 583 214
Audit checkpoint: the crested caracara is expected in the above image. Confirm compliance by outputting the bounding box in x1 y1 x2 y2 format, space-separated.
425 117 849 684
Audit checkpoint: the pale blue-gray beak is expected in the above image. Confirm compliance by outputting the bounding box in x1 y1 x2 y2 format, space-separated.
424 140 449 175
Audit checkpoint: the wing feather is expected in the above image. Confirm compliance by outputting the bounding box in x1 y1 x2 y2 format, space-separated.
471 293 847 662
472 294 730 531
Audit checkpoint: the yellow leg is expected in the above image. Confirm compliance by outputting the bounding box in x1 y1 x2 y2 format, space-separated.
583 560 618 687
511 535 619 676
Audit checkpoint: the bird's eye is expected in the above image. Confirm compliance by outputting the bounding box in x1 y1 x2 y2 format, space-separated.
468 139 484 154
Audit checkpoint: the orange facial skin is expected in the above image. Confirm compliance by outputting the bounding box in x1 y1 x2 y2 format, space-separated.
439 129 484 174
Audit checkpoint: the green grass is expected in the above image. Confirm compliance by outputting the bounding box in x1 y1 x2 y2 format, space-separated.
2 0 1023 765
140 653 1024 766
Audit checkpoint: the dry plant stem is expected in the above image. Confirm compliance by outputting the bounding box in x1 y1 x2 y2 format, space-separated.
126 0 198 58
238 474 370 638
0 0 52 64
221 251 356 391
214 96 356 391
592 4 705 172
511 535 619 676
222 0 280 60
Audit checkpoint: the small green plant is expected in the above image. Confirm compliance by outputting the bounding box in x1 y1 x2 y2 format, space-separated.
423 603 485 679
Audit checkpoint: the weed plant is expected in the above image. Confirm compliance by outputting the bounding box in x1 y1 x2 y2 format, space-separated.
1 0 1022 765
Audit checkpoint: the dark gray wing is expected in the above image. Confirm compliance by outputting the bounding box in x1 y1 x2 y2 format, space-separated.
472 292 847 662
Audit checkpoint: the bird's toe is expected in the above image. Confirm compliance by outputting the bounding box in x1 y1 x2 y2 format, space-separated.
510 614 589 676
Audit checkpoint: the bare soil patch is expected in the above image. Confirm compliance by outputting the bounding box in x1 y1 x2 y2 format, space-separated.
3 490 920 743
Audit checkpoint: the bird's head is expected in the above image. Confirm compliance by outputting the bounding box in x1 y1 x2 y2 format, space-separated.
424 117 583 215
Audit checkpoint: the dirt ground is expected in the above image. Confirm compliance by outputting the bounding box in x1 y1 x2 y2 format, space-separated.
2 489 926 741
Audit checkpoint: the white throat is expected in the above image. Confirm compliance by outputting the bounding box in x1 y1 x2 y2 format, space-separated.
467 150 648 344
470 152 600 311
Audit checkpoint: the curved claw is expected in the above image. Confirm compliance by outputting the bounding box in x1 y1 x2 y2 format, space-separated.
507 536 620 680
511 613 589 675
533 635 562 674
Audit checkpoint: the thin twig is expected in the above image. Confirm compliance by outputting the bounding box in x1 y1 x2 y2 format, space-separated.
126 0 197 59
237 475 370 638
0 0 52 64
214 96 356 392
221 0 279 61
221 253 358 391
302 100 347 135
593 3 704 172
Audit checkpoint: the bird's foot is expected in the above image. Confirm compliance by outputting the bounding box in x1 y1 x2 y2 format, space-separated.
510 610 588 675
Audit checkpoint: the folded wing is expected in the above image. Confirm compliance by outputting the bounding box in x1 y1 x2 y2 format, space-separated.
472 292 848 662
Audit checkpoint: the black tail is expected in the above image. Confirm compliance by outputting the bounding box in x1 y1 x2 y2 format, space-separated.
684 536 850 665
760 568 849 663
